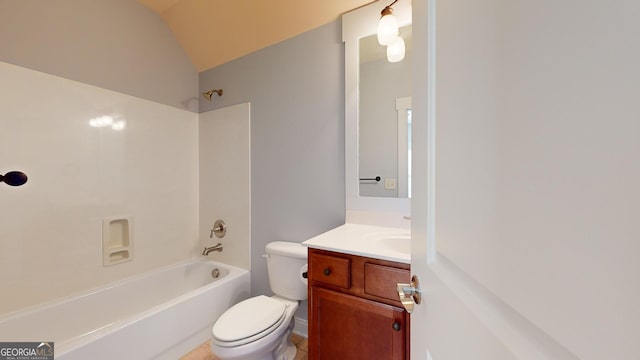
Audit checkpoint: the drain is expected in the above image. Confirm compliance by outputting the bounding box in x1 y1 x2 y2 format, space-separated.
211 268 220 278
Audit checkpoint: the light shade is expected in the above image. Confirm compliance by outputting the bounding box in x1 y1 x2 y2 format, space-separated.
387 35 406 62
377 10 398 45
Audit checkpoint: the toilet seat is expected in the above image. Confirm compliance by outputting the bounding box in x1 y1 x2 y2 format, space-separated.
212 295 287 347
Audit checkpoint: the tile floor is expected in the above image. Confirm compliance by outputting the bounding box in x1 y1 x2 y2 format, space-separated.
180 333 308 360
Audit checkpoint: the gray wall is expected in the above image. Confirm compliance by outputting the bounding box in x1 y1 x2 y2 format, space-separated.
0 0 198 112
199 21 346 319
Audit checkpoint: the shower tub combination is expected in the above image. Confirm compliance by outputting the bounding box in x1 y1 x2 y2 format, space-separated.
0 259 250 360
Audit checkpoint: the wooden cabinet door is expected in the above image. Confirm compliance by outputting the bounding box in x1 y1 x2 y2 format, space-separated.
310 286 407 360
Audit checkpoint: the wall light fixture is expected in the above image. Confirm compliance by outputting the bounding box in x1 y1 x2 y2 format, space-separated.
377 0 399 45
387 33 406 62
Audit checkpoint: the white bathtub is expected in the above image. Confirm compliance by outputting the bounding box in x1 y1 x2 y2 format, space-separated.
0 259 250 360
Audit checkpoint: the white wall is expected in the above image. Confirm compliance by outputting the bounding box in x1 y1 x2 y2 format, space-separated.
199 103 251 270
0 61 199 316
434 0 640 358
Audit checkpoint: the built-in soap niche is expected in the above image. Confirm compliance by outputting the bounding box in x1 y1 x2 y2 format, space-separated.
102 217 133 266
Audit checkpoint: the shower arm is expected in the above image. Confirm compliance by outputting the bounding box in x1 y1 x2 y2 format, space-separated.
202 89 223 101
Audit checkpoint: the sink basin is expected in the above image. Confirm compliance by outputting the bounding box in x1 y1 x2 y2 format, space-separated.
303 224 411 263
363 231 411 254
376 236 410 254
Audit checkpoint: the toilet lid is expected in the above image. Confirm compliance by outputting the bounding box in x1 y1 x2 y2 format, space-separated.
212 295 286 345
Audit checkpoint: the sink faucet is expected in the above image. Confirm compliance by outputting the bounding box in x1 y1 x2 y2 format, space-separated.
202 243 223 255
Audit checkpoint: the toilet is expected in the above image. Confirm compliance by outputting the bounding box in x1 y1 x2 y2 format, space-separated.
210 241 308 360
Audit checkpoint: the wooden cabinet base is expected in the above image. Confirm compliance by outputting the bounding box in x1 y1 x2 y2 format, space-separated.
308 248 410 360
311 287 407 360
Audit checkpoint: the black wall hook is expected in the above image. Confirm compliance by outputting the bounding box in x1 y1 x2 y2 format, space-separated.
0 171 28 186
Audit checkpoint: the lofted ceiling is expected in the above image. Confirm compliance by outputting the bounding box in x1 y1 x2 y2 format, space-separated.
138 0 375 72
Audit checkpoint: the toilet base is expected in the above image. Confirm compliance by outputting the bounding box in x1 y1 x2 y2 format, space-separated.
211 323 297 360
272 319 296 360
210 297 300 360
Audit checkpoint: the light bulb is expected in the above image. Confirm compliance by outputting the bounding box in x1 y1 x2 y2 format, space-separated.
377 9 398 45
387 35 405 63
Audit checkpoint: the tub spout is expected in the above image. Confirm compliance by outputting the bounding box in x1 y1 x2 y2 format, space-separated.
202 243 223 255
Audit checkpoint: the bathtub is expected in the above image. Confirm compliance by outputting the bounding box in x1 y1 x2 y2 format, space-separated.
0 259 250 360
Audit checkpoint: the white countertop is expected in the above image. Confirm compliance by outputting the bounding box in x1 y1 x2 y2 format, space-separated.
302 223 410 264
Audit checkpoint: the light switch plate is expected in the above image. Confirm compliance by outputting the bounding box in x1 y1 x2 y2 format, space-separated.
385 178 397 190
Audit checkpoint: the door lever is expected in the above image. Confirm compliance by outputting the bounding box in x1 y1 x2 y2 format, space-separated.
397 275 421 313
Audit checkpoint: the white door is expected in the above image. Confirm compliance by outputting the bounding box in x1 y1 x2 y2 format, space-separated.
409 0 640 359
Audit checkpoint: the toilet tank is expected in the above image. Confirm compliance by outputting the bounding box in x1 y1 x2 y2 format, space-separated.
266 241 308 301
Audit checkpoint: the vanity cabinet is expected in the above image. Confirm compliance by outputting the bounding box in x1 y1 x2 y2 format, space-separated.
308 248 411 360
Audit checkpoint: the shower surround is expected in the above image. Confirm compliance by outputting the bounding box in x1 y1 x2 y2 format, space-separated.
0 61 199 316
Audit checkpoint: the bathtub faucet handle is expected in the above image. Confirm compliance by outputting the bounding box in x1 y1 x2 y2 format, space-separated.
210 219 227 238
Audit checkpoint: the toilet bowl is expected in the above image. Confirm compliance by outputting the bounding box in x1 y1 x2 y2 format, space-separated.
210 242 307 360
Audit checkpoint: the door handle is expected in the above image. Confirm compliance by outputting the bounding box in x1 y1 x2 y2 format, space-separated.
397 275 421 313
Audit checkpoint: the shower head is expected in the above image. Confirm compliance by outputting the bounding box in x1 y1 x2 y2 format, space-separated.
202 89 223 101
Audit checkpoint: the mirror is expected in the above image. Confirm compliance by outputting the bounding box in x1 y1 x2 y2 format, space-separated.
358 27 412 198
343 1 411 213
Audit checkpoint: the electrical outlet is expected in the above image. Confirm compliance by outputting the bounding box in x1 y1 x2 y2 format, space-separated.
385 178 397 190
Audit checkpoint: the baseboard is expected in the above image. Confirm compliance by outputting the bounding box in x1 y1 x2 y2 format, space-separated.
293 317 308 338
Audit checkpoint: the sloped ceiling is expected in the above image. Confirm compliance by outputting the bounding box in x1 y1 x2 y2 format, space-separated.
138 0 374 72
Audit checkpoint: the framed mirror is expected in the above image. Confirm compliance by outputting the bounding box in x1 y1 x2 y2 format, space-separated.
343 1 412 213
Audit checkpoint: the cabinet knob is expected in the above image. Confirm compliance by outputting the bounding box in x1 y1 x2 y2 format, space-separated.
392 321 401 332
323 268 331 276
